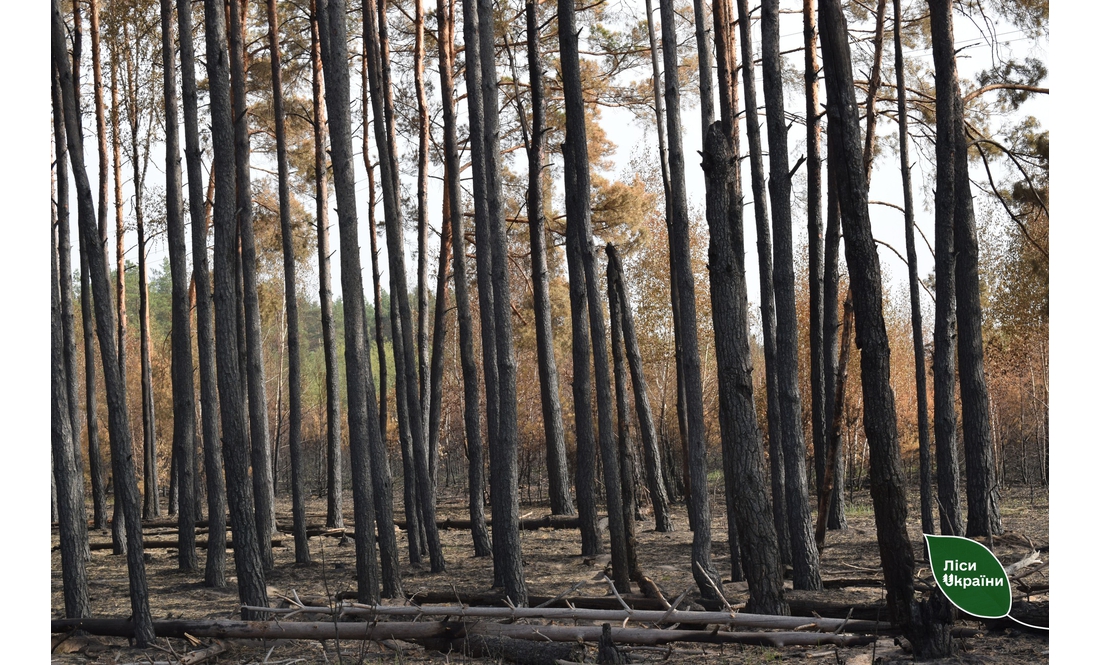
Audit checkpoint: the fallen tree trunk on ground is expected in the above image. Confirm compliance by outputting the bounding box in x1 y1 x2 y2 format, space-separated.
51 618 879 648
392 514 593 531
76 537 284 552
245 601 890 633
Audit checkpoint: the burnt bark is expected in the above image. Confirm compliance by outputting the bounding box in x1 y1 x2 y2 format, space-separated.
203 0 270 617
311 0 343 531
524 1 574 518
268 0 310 564
608 252 673 534
735 0 790 566
700 123 788 616
929 0 1003 538
804 0 826 504
438 0 491 557
159 0 198 571
660 0 719 597
818 0 953 655
761 0 822 591
365 0 441 579
227 0 276 569
178 0 227 586
823 130 847 530
316 0 382 603
52 1 154 640
893 0 934 536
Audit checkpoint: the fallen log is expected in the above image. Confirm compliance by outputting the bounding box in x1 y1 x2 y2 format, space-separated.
256 601 890 633
76 537 284 552
392 515 591 531
51 618 879 648
358 590 675 610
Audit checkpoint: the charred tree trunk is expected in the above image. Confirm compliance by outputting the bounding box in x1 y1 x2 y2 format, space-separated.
268 0 310 564
312 1 343 530
660 0 719 597
818 0 953 655
159 0 198 571
438 0 491 558
52 81 91 619
85 0 110 533
700 123 789 616
761 0 822 591
735 0 790 566
203 0 270 617
227 0 277 569
366 0 441 580
561 0 631 594
929 0 1002 538
608 252 673 534
893 0 934 536
477 0 528 603
928 0 964 538
52 2 153 640
607 247 641 580
179 0 227 586
315 0 382 603
413 0 431 457
823 129 846 531
524 1 574 518
804 0 826 504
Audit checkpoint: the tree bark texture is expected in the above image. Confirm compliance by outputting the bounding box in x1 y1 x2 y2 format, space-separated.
928 0 1003 538
526 2 575 518
203 0 270 618
804 0 826 502
438 0 491 558
366 0 440 581
178 0 228 586
761 0 822 591
310 0 343 531
700 124 789 616
52 1 154 640
823 128 847 530
818 0 953 655
227 0 276 569
316 0 383 603
893 0 935 536
159 0 198 571
735 0 790 566
268 0 311 564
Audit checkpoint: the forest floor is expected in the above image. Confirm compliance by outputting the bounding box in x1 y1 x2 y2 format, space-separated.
51 484 1049 664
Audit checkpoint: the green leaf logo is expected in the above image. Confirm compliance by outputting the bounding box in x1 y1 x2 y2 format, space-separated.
924 534 1012 618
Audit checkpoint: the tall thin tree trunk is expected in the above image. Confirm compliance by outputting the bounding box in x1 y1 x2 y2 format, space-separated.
108 16 128 556
227 0 277 569
268 0 310 564
53 2 153 639
476 0 527 602
203 0 269 617
893 0 934 536
761 0 822 591
179 0 227 586
159 0 198 571
312 1 343 530
823 130 847 530
929 0 1003 539
735 0 790 566
522 2 574 517
818 1 953 654
316 0 383 603
413 0 431 457
85 0 110 533
608 251 673 534
438 0 491 557
660 0 720 599
928 0 964 538
699 124 789 616
804 0 826 505
53 74 91 619
550 0 600 559
365 0 442 578
607 247 642 580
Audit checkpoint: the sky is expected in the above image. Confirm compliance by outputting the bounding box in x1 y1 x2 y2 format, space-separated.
8 0 1089 657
